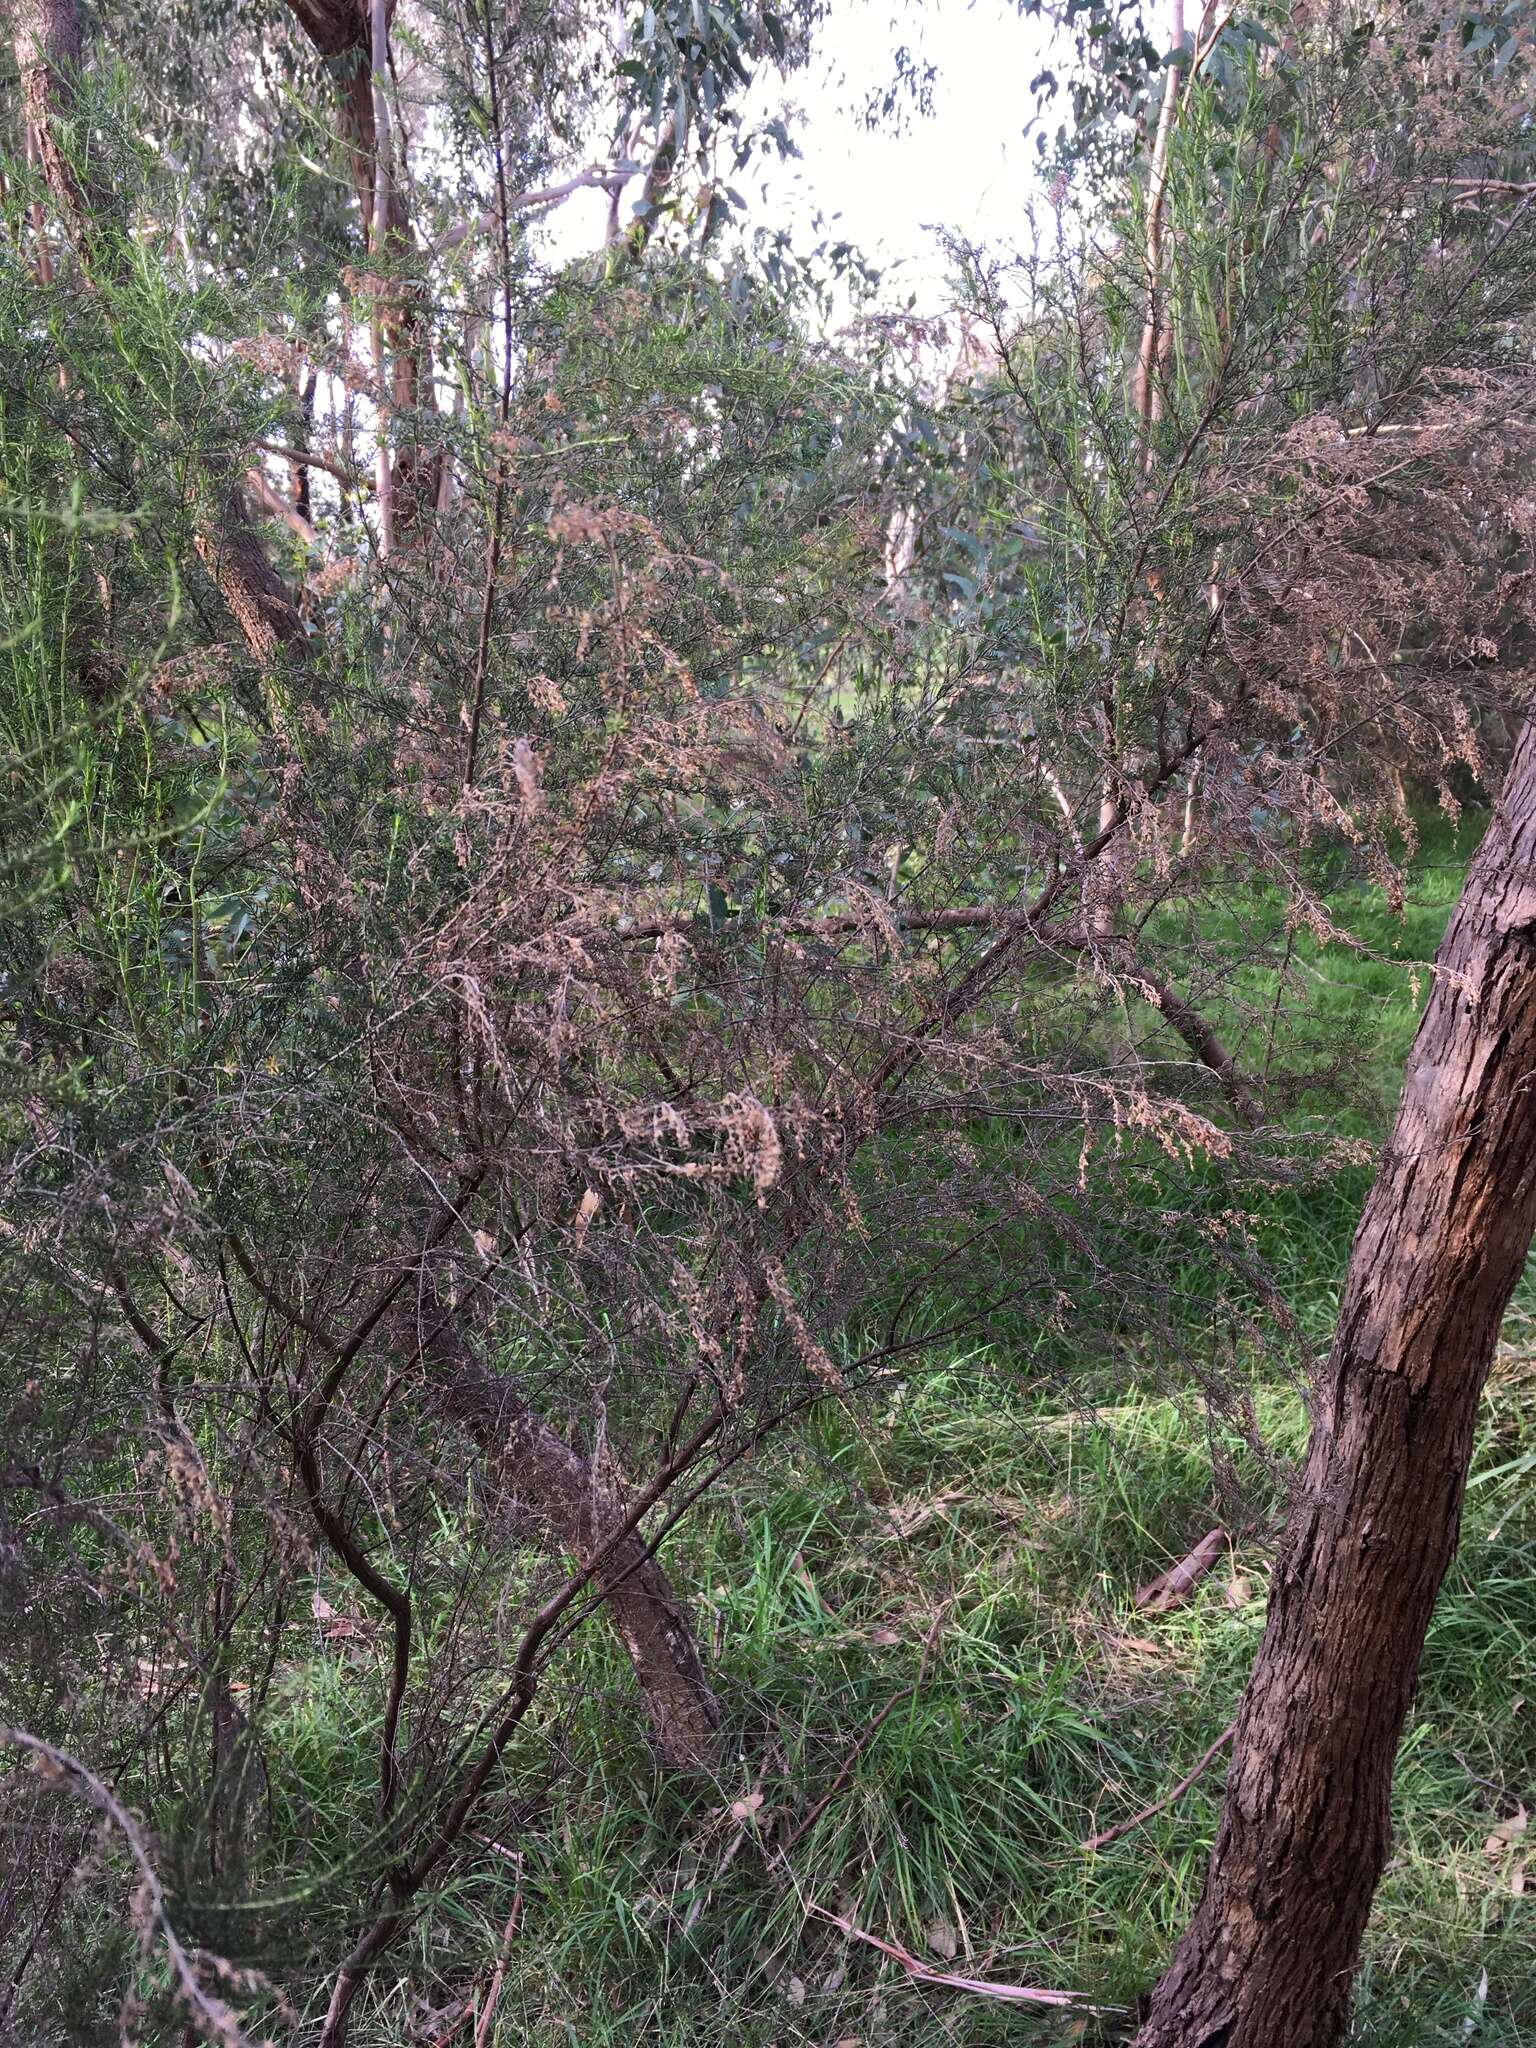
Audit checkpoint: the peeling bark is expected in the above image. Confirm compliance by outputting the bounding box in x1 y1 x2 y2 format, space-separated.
1134 715 1536 2048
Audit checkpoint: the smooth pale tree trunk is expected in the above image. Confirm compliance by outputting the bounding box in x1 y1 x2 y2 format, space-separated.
427 1319 723 1773
1133 716 1536 2048
281 0 437 539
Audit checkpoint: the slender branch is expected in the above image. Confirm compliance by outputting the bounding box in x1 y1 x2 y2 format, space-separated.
808 1906 1082 2009
1090 938 1262 1126
0 1729 256 2046
473 1883 523 2048
244 466 319 548
778 1605 950 1856
1430 177 1536 195
432 164 629 253
1081 1720 1236 1852
463 0 516 787
315 1393 728 2045
295 1434 412 1828
860 712 1223 1105
1132 1 1235 465
1131 15 1185 452
592 892 1261 1123
252 439 367 487
221 1199 483 1839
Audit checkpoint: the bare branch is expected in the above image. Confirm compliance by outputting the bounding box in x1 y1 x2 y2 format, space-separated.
0 1729 257 2046
1083 1721 1236 1852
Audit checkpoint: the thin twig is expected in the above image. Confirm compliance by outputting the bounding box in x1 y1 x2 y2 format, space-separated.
432 165 628 252
463 0 516 788
425 2004 473 2048
808 1905 1085 2008
244 467 319 547
420 1869 522 2048
779 1603 950 1856
369 0 395 556
1131 11 1185 451
252 439 367 487
1081 1720 1236 1851
474 1871 523 2048
0 1729 255 2046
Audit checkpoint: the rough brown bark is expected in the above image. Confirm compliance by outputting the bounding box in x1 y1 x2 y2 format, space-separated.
427 1320 723 1773
1133 715 1536 2048
194 462 310 661
14 0 94 241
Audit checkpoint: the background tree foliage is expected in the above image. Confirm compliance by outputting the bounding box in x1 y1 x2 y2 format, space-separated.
5 4 1536 2045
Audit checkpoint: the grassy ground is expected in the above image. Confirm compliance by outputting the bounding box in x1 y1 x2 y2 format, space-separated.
239 813 1536 2047
319 1368 1531 2048
271 1365 1536 2047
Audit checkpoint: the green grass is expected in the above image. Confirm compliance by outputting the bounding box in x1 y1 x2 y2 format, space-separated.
461 817 1525 2048
247 1361 1536 2047
98 813 1536 2046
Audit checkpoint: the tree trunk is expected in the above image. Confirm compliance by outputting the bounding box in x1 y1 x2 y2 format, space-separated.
281 0 437 539
14 0 94 242
1134 717 1536 2048
193 461 310 661
427 1322 723 1774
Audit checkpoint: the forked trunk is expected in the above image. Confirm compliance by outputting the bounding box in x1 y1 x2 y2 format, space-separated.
1134 717 1536 2048
429 1322 722 1773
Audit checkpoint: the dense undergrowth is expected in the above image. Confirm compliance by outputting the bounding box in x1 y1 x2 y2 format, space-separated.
31 821 1536 2048
435 820 1534 2048
10 5 1536 2041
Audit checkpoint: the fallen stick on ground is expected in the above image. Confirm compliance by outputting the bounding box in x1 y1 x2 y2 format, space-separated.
808 1904 1084 2007
1082 1720 1237 1852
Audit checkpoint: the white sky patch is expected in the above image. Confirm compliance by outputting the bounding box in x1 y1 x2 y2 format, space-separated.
541 0 1055 312
762 0 1052 301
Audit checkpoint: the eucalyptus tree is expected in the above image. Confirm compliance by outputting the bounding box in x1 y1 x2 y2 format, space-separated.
1118 8 1536 2040
925 5 1536 2041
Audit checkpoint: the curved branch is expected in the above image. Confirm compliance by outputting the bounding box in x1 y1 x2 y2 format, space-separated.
0 1729 256 2047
